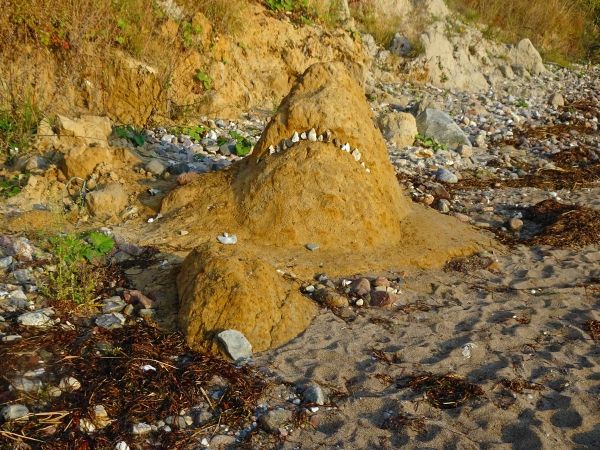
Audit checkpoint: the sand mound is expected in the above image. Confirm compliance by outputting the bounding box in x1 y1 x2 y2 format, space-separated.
162 62 409 249
154 62 500 352
177 242 318 353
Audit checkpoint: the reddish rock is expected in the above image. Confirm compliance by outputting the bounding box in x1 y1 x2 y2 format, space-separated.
370 291 398 308
177 172 199 186
373 276 390 288
123 290 158 309
350 278 371 296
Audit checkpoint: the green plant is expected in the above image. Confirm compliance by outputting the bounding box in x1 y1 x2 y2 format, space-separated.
415 134 448 151
514 98 529 108
195 70 213 90
0 173 29 198
181 21 202 48
0 101 42 162
230 130 252 156
41 231 114 305
115 125 146 146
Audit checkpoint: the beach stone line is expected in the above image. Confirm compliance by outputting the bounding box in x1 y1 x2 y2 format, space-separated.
217 329 253 362
161 61 410 249
177 242 318 353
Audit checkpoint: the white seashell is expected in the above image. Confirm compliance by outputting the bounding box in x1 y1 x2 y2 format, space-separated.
308 128 317 141
351 149 361 161
300 132 307 140
268 145 275 155
342 143 350 152
291 132 300 143
217 234 237 244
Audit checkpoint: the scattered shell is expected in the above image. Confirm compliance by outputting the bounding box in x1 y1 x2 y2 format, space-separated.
308 128 317 142
268 145 275 155
351 149 361 161
217 233 237 244
300 131 307 140
342 143 350 152
291 132 300 143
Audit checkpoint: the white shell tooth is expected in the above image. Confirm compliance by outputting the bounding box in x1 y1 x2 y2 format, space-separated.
352 148 361 161
342 143 350 152
268 145 275 155
308 128 317 142
300 131 307 140
291 132 299 143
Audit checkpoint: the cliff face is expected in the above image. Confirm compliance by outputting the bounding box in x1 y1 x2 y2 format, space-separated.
0 3 369 127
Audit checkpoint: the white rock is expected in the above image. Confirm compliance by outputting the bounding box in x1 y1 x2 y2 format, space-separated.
201 437 209 446
308 128 317 141
461 342 476 358
300 132 307 140
355 299 364 306
1 404 29 421
351 149 361 162
291 132 299 143
342 143 350 152
59 377 81 392
116 442 130 450
217 234 237 244
132 422 152 435
268 145 275 155
80 418 96 433
217 329 253 362
17 311 53 327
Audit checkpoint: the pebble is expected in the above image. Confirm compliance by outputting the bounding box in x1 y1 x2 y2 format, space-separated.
17 311 53 327
508 218 524 230
303 384 325 405
217 233 237 244
96 313 126 330
217 329 253 362
1 404 29 421
132 422 152 435
306 244 319 251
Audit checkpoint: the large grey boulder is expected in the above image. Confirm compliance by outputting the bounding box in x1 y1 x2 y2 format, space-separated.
416 109 471 147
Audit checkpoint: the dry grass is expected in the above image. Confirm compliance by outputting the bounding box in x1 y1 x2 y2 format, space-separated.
447 0 600 64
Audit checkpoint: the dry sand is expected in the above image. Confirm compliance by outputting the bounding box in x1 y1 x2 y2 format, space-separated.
250 243 600 450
